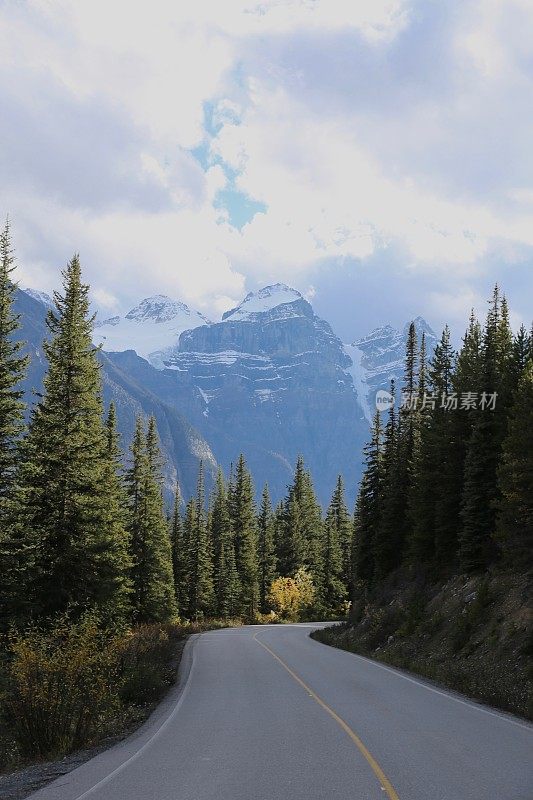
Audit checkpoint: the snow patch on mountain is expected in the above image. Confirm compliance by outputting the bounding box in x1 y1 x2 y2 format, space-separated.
344 343 372 423
23 288 54 309
93 295 210 365
222 284 303 322
343 319 438 422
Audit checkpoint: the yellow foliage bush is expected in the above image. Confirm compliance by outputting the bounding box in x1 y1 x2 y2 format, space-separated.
267 568 315 621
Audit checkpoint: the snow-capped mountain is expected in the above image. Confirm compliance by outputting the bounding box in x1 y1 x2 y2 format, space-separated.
344 316 438 423
23 288 54 309
93 295 210 367
21 281 437 503
145 283 368 504
222 284 304 322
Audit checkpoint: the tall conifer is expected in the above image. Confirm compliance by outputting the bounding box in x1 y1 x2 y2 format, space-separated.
170 481 188 614
460 287 513 571
326 475 352 592
126 416 176 622
211 468 240 617
186 462 214 618
230 454 258 619
257 484 276 613
19 256 130 620
354 410 383 585
0 219 28 521
495 360 533 571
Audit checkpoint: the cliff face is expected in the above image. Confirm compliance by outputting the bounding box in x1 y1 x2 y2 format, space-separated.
158 285 368 504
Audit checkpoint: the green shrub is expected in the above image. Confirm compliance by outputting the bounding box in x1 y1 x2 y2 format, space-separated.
118 624 177 704
2 614 122 759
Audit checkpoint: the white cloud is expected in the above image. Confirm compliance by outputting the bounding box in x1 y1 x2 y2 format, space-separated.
1 0 532 330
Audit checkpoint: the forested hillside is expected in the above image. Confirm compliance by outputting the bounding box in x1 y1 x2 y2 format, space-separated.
315 287 533 719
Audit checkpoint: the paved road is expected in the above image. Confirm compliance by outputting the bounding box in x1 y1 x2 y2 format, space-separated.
28 623 532 800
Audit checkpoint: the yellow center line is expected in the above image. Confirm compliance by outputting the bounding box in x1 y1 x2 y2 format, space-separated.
253 632 400 800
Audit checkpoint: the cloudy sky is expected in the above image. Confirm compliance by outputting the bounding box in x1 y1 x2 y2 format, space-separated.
1 0 532 340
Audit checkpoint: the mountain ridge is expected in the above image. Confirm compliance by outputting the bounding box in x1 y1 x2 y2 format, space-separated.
24 283 437 503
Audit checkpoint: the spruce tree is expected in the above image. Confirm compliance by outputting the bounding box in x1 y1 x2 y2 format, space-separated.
321 491 347 613
435 312 482 567
0 219 28 522
408 326 455 566
509 324 531 393
230 454 258 619
211 468 240 617
354 410 383 586
495 360 533 571
276 457 322 581
375 325 419 577
101 403 132 618
257 484 276 613
460 287 513 571
277 485 303 577
326 476 352 593
186 462 214 618
170 481 189 614
18 256 130 621
126 416 177 622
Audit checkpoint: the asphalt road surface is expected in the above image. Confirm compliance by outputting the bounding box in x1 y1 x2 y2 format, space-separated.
28 623 532 800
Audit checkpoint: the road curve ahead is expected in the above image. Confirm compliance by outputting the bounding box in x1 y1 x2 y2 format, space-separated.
28 624 532 800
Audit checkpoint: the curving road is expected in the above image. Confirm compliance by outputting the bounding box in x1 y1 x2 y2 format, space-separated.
28 623 532 800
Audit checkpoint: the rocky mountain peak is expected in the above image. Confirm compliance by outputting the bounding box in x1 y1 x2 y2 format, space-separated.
125 295 209 325
23 287 54 309
403 315 437 339
222 283 305 322
93 294 209 363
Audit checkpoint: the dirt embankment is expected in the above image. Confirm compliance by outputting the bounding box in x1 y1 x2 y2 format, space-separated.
313 570 532 720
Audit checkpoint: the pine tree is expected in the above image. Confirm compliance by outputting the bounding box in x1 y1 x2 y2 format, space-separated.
230 454 258 619
460 287 513 571
326 475 352 592
435 312 482 567
353 410 383 585
509 325 531 393
211 468 240 617
0 219 28 522
18 256 131 621
277 484 303 577
186 462 214 618
408 326 455 566
257 484 276 613
101 403 132 619
375 325 419 577
126 416 177 622
300 468 324 580
495 360 533 572
321 490 347 613
170 481 189 614
182 498 196 615
276 457 322 581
